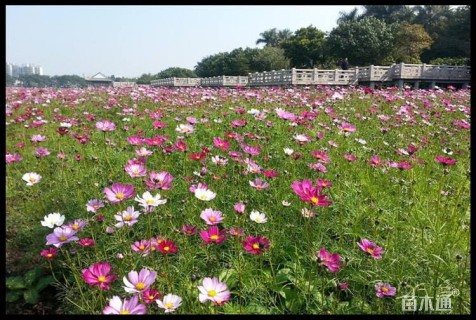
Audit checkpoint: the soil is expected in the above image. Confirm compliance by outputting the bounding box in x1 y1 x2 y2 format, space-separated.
5 286 64 315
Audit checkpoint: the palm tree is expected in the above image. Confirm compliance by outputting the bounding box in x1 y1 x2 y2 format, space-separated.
276 29 293 46
256 28 279 47
336 7 362 24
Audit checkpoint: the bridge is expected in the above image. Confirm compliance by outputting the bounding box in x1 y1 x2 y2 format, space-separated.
150 63 470 89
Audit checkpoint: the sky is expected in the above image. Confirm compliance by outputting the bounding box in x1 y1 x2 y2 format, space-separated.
6 5 362 78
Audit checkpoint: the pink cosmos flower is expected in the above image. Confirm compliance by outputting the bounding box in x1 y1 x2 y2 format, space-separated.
357 239 385 259
123 268 158 294
242 144 260 156
311 150 331 163
96 119 116 132
114 206 141 228
124 163 147 178
31 134 47 142
35 147 50 158
213 137 230 151
135 147 153 157
435 155 457 166
86 199 105 213
233 202 246 214
249 178 269 190
104 183 136 204
242 235 270 255
370 155 382 167
181 224 197 236
339 122 356 133
375 282 397 298
174 140 188 152
144 171 174 190
45 226 79 247
309 162 328 173
81 262 117 290
344 154 357 161
291 180 332 207
127 135 144 146
199 226 227 245
317 179 333 188
198 277 231 305
200 208 225 225
6 153 22 163
316 247 342 273
103 295 147 314
131 240 151 256
264 170 278 178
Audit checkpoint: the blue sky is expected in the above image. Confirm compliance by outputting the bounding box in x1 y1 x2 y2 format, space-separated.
6 5 361 78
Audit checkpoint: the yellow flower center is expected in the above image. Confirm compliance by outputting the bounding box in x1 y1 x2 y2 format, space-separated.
367 248 374 254
46 253 53 258
165 302 174 309
29 177 36 182
72 224 79 230
93 204 99 209
252 243 260 249
139 245 145 250
210 235 219 240
200 195 207 200
208 290 217 297
382 287 389 293
59 236 67 241
124 215 132 221
135 282 145 290
120 310 130 314
164 246 170 251
146 199 154 204
209 217 216 222
255 217 261 222
311 197 319 204
98 276 106 283
116 193 124 199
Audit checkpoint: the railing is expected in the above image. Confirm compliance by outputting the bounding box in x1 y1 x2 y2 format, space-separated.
112 81 136 87
150 78 201 87
200 76 249 86
151 64 470 87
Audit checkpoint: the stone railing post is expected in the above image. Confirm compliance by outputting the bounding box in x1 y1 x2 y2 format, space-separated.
369 65 374 81
400 63 405 79
291 68 296 85
355 67 359 83
421 63 426 79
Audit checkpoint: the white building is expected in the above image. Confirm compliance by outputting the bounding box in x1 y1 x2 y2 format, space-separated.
6 62 44 77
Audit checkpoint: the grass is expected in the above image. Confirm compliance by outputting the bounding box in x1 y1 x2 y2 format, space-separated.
5 85 470 314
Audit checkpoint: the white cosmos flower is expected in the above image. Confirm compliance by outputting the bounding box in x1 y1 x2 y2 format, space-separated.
282 200 291 207
250 210 267 223
156 294 182 313
194 188 216 201
135 191 167 208
283 148 294 155
22 172 42 186
175 124 194 134
41 213 65 228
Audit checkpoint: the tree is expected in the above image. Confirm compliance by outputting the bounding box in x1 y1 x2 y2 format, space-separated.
413 5 452 38
326 17 397 66
280 25 327 68
136 73 155 85
361 5 415 24
390 24 433 63
156 67 197 79
256 28 293 47
250 46 290 72
6 73 14 86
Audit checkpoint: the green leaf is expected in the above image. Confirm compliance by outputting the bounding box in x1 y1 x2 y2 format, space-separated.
6 276 26 290
34 275 54 292
23 268 44 287
6 290 22 303
23 289 40 305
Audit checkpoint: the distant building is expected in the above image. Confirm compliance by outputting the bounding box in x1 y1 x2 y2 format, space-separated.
85 72 113 87
6 62 44 77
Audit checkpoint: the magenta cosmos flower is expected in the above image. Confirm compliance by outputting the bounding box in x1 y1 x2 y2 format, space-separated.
158 239 179 255
339 122 356 133
96 119 116 132
103 295 146 314
40 247 59 261
81 262 117 290
104 183 136 204
199 226 227 245
181 224 197 236
242 235 270 255
213 137 230 151
435 155 457 166
375 282 397 298
123 268 157 294
316 247 343 273
357 239 385 259
233 202 246 214
198 277 231 305
200 208 224 225
291 180 332 207
249 178 269 190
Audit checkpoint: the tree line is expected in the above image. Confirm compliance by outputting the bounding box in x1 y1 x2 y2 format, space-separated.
8 5 469 87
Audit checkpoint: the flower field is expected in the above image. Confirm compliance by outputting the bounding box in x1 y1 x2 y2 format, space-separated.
5 85 470 314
